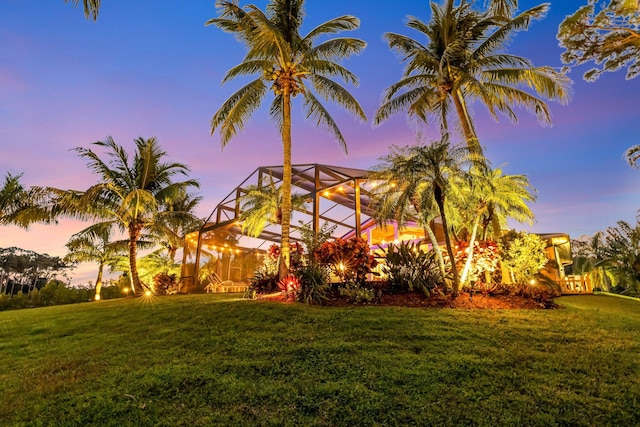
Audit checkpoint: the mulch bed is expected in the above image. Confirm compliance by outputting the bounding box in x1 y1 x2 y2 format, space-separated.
258 290 557 309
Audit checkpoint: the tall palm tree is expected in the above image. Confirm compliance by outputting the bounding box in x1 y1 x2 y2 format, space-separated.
372 139 467 296
65 136 199 295
375 0 571 159
207 0 366 275
64 223 125 300
64 0 100 21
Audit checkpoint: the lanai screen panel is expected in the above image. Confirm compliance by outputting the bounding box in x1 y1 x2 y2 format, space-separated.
183 164 379 288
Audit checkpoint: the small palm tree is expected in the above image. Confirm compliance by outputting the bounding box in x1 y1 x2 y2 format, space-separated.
372 139 468 296
370 146 450 278
207 0 366 275
239 173 308 238
453 165 536 284
151 189 203 263
602 219 640 294
64 137 199 295
375 0 571 159
64 223 126 300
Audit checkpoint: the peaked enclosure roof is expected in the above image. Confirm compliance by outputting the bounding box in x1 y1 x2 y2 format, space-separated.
200 163 377 250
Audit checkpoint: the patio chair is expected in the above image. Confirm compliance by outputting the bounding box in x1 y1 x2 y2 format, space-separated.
204 272 233 293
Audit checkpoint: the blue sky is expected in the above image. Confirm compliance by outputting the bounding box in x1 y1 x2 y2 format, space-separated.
1 1 639 284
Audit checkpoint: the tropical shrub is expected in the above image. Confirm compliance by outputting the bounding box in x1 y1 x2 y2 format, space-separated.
277 274 301 302
314 237 377 285
499 230 548 285
153 273 178 295
338 284 377 303
379 242 443 296
455 240 500 286
295 263 331 305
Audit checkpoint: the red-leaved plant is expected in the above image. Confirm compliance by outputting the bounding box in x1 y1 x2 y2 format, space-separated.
313 237 377 285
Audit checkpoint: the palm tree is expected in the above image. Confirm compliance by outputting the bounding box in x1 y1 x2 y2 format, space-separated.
207 0 366 275
0 172 27 226
151 189 203 263
454 165 536 284
239 173 308 237
64 0 100 21
0 172 57 228
64 223 125 300
370 146 449 278
602 219 640 295
372 139 467 296
375 0 571 159
66 136 199 295
572 232 613 291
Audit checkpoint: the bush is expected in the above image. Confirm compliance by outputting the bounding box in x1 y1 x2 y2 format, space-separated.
314 237 378 285
338 283 377 303
153 273 178 295
500 230 548 285
295 263 331 305
379 242 443 296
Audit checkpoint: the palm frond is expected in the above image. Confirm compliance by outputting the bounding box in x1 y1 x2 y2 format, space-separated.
301 91 347 153
306 38 366 62
303 15 360 42
300 59 359 85
308 75 366 121
223 59 274 83
211 78 268 146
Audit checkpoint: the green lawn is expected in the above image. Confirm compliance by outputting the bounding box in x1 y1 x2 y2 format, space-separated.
1 294 638 426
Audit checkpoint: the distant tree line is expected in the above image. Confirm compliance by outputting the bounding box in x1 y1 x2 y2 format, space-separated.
0 247 72 296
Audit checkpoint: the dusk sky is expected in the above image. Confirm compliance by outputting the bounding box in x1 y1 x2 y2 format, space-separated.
1 1 639 284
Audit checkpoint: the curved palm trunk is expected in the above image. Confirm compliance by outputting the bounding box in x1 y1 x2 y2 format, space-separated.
279 90 293 280
94 263 104 300
424 224 446 278
435 186 460 296
460 215 481 285
452 90 484 160
128 226 144 295
489 208 511 285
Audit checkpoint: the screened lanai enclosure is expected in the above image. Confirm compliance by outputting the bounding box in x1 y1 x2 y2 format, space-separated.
179 164 441 292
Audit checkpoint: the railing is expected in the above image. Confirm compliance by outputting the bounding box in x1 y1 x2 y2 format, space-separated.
559 274 593 295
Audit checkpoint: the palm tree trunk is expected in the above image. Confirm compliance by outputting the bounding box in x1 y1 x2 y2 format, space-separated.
435 187 460 296
424 224 446 278
94 263 104 300
128 227 144 295
452 90 484 159
279 90 292 279
489 210 511 285
460 216 480 285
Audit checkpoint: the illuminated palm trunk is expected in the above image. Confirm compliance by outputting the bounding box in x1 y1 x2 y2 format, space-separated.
435 184 460 296
279 88 293 278
94 263 104 300
128 225 144 295
452 90 484 159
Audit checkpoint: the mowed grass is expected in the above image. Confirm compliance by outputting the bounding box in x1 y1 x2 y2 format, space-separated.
1 294 639 426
